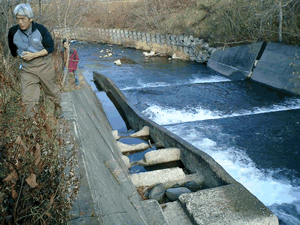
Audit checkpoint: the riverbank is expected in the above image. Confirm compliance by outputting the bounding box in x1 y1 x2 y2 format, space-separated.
53 28 218 64
0 66 80 223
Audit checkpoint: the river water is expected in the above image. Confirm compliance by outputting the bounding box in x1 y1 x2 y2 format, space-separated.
72 41 300 225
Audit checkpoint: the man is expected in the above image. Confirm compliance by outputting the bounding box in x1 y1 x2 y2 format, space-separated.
8 3 62 120
62 40 79 86
68 47 79 86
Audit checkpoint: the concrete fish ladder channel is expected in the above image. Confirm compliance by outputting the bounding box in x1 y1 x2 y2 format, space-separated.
93 71 279 225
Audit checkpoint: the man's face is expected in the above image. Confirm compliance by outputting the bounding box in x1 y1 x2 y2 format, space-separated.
16 15 32 30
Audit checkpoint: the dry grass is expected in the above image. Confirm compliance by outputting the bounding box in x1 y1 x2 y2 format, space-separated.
136 186 150 201
0 40 81 224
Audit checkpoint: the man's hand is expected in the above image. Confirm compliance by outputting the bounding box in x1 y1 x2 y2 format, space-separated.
21 51 36 61
21 49 48 61
63 42 70 50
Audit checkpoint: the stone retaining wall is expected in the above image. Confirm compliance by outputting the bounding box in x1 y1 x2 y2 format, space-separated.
53 28 218 63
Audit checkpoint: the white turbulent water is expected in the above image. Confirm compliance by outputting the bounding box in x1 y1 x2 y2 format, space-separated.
166 125 300 205
120 76 230 90
144 101 300 225
142 98 300 125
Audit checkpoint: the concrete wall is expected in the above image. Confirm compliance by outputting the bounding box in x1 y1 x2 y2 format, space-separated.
251 43 300 95
53 28 218 63
207 41 266 79
208 42 300 95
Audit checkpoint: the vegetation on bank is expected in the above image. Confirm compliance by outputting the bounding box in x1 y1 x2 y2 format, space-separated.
0 39 80 224
84 0 300 46
0 1 87 223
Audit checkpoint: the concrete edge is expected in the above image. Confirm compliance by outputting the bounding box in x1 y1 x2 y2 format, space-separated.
93 71 237 186
179 183 279 225
65 70 149 224
140 200 170 225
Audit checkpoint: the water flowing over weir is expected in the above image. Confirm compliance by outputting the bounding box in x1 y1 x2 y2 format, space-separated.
73 41 300 225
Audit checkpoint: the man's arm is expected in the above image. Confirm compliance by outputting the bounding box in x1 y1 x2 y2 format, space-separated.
7 26 18 57
21 49 48 61
36 23 54 54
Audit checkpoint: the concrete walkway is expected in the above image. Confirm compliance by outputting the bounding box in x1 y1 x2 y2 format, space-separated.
60 71 148 224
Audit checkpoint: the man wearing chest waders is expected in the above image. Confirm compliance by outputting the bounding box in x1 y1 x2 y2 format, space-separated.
8 3 62 121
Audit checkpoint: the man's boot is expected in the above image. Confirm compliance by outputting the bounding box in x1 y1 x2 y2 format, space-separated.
54 103 63 118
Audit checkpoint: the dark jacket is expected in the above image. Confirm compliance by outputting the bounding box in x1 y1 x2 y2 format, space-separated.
8 21 54 57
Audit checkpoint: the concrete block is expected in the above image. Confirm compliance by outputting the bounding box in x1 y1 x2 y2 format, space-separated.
162 201 193 225
129 126 150 138
117 141 150 153
140 200 169 225
192 37 200 46
121 155 131 169
137 148 180 166
183 172 205 185
112 130 120 140
184 47 190 54
183 36 191 46
130 167 186 188
171 35 177 45
179 184 279 225
177 35 184 46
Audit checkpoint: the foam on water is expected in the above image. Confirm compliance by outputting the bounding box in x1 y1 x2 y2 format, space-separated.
121 80 171 90
120 75 230 90
143 98 300 125
166 125 300 224
143 105 218 124
190 75 231 83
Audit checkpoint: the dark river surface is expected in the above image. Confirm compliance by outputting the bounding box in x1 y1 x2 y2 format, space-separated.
72 41 300 225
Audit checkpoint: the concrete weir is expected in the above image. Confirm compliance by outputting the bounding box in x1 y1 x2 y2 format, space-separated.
251 43 300 95
207 41 266 79
93 71 279 224
208 41 300 95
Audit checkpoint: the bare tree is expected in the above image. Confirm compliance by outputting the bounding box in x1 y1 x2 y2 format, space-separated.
278 0 283 43
0 0 22 85
48 0 95 86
